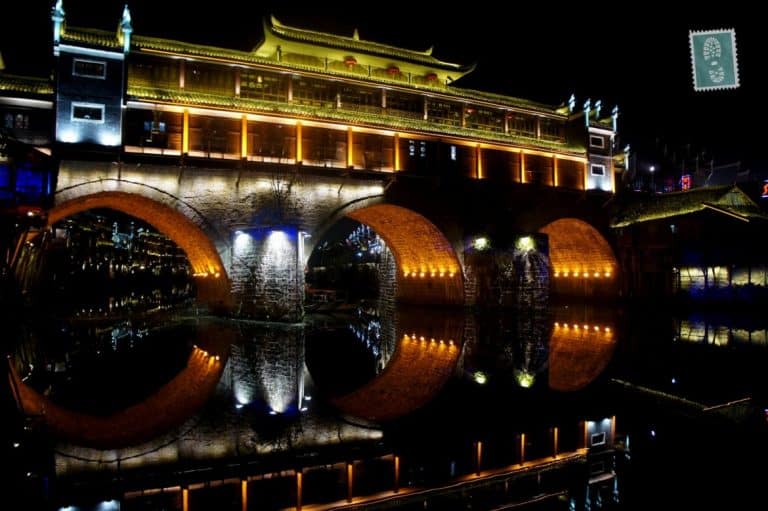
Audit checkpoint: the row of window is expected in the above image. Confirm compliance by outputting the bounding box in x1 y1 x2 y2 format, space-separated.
70 105 606 173
4 113 29 129
126 57 567 142
119 110 608 185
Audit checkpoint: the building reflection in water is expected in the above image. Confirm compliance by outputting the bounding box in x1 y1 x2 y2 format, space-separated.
676 316 768 346
8 303 618 472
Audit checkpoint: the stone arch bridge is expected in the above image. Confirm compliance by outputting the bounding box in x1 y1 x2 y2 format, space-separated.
48 160 618 318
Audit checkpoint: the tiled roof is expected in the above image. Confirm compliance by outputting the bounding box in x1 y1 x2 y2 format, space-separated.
58 26 565 115
265 16 466 70
0 74 53 96
610 186 768 227
61 26 121 49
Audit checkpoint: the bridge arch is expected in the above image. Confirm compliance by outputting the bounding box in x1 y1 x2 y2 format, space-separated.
343 204 464 305
47 191 230 306
538 218 618 285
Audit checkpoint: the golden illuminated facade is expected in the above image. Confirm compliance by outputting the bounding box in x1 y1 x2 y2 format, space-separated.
1 9 619 192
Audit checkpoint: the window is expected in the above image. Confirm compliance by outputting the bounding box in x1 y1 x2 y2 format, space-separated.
14 114 29 129
590 432 606 446
72 103 105 123
590 461 606 475
589 135 605 148
408 140 416 157
73 59 106 79
450 145 457 161
591 164 606 176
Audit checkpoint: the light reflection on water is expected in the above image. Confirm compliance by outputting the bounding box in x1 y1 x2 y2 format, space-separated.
9 303 768 510
8 303 623 462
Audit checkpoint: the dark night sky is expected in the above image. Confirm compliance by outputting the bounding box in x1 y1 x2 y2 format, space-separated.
0 2 763 179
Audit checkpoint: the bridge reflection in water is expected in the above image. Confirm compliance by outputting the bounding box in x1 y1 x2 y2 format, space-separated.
7 303 619 510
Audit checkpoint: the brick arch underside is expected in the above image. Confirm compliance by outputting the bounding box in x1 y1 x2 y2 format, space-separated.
538 218 617 278
47 191 229 305
346 204 463 305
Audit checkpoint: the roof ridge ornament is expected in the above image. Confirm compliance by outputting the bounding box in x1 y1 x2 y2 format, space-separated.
583 98 591 127
52 0 66 46
119 4 133 53
353 28 360 41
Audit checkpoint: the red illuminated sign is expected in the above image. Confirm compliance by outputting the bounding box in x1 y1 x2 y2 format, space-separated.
681 174 692 191
762 180 768 199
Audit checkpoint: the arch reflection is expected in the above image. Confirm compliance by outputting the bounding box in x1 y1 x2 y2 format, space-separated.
309 306 464 422
9 321 232 449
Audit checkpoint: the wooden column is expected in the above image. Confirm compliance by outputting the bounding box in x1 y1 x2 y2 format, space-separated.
476 146 483 179
553 155 559 187
347 127 354 168
179 60 186 89
296 471 303 511
241 479 248 511
520 153 526 183
182 488 189 511
519 433 526 464
347 462 354 502
553 427 559 458
394 455 400 493
182 110 189 154
235 68 241 97
475 441 483 475
296 122 302 163
393 133 400 171
241 116 248 159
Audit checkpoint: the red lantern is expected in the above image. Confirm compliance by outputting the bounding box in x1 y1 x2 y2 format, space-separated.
387 66 400 76
344 56 357 67
426 72 438 82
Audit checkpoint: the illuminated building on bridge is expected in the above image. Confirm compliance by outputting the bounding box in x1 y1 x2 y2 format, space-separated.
0 3 622 315
1 4 618 189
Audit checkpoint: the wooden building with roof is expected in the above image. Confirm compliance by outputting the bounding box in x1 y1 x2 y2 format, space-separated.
0 5 619 191
610 186 768 301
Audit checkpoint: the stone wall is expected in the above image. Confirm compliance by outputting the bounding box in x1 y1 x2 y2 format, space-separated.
54 160 386 318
